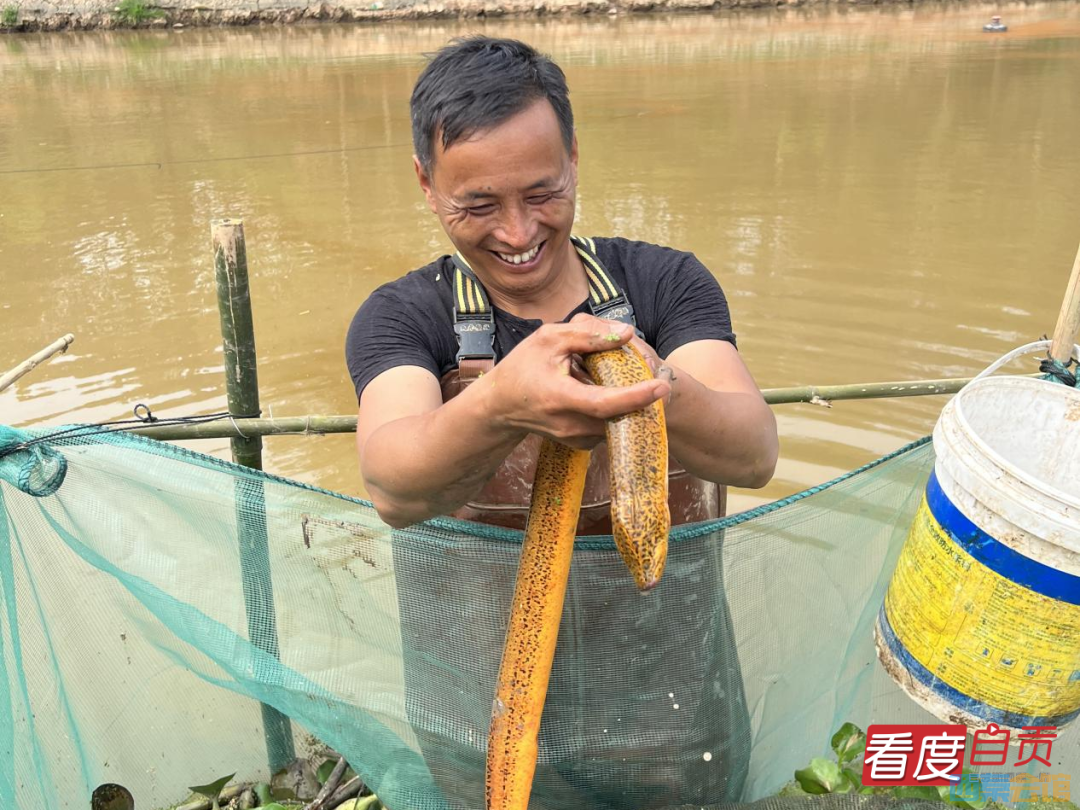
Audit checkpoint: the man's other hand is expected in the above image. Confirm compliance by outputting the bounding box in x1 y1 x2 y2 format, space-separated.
477 313 670 449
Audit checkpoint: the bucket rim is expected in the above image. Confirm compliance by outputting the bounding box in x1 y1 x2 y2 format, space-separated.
951 375 1080 515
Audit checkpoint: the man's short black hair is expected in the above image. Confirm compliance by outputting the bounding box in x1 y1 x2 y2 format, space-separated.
410 36 574 174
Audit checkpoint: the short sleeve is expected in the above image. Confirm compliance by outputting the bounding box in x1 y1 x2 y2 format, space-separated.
345 286 443 402
652 252 736 359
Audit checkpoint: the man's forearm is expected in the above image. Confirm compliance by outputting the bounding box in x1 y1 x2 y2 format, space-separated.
663 364 778 488
361 385 526 528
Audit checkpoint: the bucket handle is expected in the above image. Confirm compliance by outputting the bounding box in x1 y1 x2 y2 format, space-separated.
971 339 1080 383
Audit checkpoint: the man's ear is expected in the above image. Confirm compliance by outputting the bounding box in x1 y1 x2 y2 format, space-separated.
569 132 579 184
413 155 438 214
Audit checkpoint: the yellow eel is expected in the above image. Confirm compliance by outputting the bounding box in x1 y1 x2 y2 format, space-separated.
486 436 590 810
582 343 671 591
486 342 670 810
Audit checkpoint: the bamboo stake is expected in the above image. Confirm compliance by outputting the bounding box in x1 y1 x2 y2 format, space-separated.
0 333 75 394
214 219 263 470
130 372 1044 442
211 219 295 773
1049 239 1080 364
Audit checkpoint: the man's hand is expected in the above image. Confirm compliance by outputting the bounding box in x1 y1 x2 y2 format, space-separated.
477 313 671 449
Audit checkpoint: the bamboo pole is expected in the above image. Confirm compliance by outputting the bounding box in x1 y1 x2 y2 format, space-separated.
1049 239 1080 364
134 414 358 441
129 372 1044 442
214 219 263 470
211 219 295 773
0 333 75 394
759 374 1041 405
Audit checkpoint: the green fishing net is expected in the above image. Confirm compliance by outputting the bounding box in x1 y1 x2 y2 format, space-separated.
0 424 1075 809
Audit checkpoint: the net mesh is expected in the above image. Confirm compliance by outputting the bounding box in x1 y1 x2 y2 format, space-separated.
0 425 1076 809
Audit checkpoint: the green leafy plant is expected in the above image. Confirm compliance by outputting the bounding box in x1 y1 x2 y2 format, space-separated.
1 5 18 26
253 782 273 805
186 773 234 810
170 762 386 810
252 782 295 809
792 722 870 796
113 0 162 24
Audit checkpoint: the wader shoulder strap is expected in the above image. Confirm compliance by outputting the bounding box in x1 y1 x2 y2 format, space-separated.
449 253 497 381
450 237 639 382
570 235 642 336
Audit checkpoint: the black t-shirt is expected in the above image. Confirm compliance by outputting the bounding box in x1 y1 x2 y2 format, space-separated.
345 237 736 402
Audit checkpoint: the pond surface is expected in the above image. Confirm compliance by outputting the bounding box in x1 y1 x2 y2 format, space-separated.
3 2 1080 511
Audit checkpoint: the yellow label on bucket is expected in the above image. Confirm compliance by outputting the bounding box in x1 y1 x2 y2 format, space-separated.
884 495 1080 720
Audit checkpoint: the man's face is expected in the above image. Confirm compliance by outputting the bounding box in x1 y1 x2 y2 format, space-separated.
415 98 578 301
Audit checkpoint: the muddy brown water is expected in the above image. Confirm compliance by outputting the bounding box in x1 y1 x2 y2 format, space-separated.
2 2 1080 513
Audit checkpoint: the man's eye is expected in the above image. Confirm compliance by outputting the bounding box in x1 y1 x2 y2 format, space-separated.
467 204 496 216
527 194 553 205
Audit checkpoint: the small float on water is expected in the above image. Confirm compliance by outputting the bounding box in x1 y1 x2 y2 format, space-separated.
984 15 1008 32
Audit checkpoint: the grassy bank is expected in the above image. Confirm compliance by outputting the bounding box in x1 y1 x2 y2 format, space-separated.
0 0 989 34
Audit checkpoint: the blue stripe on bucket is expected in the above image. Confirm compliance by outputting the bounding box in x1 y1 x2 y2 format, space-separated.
926 471 1080 606
877 605 1080 729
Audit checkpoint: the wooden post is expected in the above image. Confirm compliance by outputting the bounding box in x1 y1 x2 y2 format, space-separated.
213 219 263 469
212 219 295 773
1050 240 1080 365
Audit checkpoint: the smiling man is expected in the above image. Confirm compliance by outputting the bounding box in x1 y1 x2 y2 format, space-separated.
344 36 778 809
347 37 777 533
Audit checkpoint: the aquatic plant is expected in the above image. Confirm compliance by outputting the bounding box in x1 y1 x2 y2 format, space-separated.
1 5 18 26
187 773 235 810
113 0 162 25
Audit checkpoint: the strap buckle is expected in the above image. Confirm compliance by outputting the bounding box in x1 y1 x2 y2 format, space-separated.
453 316 495 362
591 297 644 339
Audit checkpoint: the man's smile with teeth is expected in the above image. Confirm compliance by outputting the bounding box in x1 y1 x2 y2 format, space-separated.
494 242 543 265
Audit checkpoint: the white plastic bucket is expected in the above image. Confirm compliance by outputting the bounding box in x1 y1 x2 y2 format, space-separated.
876 342 1080 732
